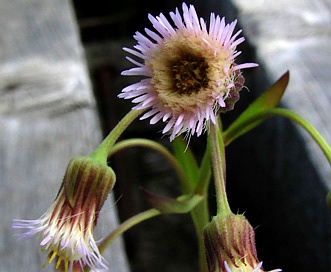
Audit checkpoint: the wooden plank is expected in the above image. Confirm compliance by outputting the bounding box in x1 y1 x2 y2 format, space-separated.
229 0 331 271
0 0 129 271
75 2 331 271
232 0 331 190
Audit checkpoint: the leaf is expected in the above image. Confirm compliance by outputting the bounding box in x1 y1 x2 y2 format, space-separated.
223 71 289 145
141 188 203 214
327 191 331 211
194 146 212 195
172 136 199 192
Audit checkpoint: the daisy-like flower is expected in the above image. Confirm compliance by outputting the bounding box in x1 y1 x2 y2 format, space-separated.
224 261 282 272
119 2 258 141
13 157 116 272
204 213 282 272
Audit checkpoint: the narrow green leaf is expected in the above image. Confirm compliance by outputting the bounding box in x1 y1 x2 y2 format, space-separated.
327 192 331 211
223 71 290 145
142 188 203 214
194 145 211 195
172 137 199 192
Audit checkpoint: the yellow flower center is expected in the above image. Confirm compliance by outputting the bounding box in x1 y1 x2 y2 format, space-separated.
147 30 234 114
171 51 210 95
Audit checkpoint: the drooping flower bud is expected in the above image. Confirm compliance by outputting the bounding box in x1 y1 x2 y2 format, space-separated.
204 213 281 272
13 156 116 272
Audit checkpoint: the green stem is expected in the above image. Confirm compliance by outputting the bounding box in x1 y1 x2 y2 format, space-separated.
224 108 331 165
194 143 212 196
190 147 211 272
108 138 190 192
109 138 211 271
209 122 231 215
191 203 210 272
98 208 161 254
195 225 208 272
90 109 144 162
272 108 331 164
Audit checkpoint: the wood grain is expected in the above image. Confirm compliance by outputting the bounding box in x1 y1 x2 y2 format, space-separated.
232 0 331 189
0 0 129 271
229 1 331 271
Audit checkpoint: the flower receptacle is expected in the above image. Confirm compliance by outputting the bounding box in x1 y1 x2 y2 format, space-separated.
204 213 260 272
63 156 116 223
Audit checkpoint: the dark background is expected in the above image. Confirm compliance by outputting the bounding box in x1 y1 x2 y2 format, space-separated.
72 1 331 271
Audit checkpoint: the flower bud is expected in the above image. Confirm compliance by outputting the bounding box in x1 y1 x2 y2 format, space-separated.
219 71 245 113
13 156 116 272
204 213 281 272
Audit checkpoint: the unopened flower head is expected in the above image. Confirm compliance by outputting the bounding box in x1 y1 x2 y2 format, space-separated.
204 213 281 272
13 157 116 272
119 2 258 141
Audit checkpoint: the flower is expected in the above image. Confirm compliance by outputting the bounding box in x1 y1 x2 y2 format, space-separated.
224 261 282 272
119 2 258 141
204 213 281 272
12 157 116 272
224 261 263 272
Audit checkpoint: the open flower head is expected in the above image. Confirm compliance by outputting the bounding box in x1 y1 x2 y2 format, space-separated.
204 213 281 272
13 157 116 272
119 2 258 141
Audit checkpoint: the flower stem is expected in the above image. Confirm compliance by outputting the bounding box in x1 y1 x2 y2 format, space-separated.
108 138 191 192
191 198 210 272
224 108 331 165
90 109 144 162
269 108 331 164
98 208 161 254
209 121 231 216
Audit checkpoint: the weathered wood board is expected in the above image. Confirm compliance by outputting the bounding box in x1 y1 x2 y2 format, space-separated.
0 0 129 271
230 0 331 271
233 0 331 189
